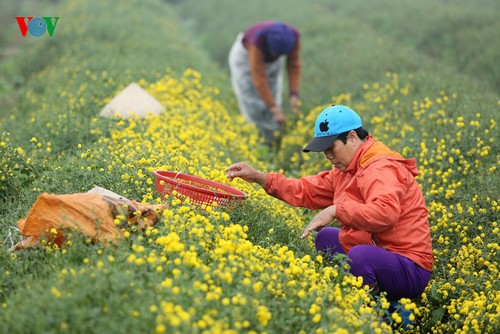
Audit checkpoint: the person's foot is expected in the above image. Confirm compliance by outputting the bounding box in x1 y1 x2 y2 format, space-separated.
388 300 413 330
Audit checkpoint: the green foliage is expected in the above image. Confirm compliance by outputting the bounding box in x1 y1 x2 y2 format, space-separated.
0 0 224 154
0 132 40 201
0 0 498 333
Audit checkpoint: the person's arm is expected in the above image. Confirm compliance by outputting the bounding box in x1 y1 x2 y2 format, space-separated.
226 162 267 187
226 162 335 210
286 40 301 106
247 44 276 108
264 171 334 209
300 205 336 239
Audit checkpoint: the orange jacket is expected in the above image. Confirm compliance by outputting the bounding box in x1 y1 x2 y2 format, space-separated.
265 137 434 271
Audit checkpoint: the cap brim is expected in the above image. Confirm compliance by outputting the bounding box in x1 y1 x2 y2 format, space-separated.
302 135 338 152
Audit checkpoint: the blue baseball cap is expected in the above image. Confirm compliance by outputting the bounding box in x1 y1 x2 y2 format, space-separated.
266 23 297 55
303 105 363 152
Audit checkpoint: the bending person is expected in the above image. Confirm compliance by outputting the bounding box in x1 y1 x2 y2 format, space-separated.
228 21 301 147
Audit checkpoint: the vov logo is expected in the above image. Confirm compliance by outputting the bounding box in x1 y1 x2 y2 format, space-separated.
15 17 60 37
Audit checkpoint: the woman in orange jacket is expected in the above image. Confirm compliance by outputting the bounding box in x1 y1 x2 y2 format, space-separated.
226 105 433 303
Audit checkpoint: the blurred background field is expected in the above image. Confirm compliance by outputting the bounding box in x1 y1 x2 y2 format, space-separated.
0 0 499 333
173 0 500 104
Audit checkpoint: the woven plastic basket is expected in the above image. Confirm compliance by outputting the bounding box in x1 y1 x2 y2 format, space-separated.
153 170 247 208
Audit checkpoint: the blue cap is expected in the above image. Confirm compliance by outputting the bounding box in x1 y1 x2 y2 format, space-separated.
266 23 297 55
303 105 363 152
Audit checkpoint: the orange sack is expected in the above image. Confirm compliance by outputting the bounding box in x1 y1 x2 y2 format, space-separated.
13 192 167 250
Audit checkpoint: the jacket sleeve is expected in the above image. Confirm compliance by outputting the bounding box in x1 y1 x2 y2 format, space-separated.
335 161 407 233
247 44 276 108
264 171 334 210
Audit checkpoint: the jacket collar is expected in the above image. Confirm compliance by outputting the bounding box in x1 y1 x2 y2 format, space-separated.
344 136 405 174
344 137 374 174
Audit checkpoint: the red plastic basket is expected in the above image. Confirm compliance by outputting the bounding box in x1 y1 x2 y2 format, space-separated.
153 170 247 209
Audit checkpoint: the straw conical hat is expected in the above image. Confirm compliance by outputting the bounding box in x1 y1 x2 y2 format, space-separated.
99 82 165 119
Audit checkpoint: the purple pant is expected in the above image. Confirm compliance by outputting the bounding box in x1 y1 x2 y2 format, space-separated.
315 227 431 301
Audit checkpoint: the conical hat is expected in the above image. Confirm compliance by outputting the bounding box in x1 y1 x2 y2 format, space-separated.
99 82 165 119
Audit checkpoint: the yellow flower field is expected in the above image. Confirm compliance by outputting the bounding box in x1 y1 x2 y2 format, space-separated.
47 69 495 333
1 66 498 333
1 0 498 332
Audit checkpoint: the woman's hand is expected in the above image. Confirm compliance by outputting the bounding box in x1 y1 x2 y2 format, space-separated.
290 94 300 111
301 205 337 239
270 106 286 126
226 162 267 187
